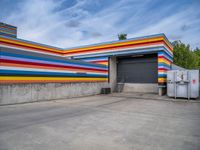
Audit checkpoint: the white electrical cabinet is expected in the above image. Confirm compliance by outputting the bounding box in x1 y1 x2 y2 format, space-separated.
167 70 199 99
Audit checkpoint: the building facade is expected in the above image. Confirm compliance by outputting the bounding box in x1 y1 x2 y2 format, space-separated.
63 34 173 94
0 23 173 104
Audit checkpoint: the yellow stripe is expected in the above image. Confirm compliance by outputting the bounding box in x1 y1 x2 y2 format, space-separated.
0 37 62 53
158 78 167 82
64 37 165 53
158 58 171 65
0 76 108 81
158 58 171 62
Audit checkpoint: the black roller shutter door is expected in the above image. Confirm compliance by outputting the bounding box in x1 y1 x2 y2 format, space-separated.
117 54 157 83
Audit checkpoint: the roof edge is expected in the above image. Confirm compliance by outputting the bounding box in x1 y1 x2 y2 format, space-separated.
0 33 173 51
64 33 173 51
0 35 63 50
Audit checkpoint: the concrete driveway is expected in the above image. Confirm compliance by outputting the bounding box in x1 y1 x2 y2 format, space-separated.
0 94 200 150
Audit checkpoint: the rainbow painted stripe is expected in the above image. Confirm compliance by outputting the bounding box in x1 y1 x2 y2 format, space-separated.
63 35 173 56
0 36 108 84
64 34 173 84
77 56 109 66
158 51 172 84
0 33 173 84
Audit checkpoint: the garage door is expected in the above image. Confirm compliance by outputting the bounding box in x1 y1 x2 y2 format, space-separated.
117 54 158 83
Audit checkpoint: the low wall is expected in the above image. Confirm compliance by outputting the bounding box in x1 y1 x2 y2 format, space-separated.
123 83 158 93
0 82 109 105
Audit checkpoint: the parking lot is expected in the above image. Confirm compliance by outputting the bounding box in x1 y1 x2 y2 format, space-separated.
0 93 200 150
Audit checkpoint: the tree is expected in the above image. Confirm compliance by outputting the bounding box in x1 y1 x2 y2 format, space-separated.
118 33 127 40
172 41 199 69
194 47 200 67
194 47 200 56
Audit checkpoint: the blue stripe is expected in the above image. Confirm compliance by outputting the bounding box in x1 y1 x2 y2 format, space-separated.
158 51 173 61
1 52 107 69
0 70 108 78
158 74 167 78
158 63 171 69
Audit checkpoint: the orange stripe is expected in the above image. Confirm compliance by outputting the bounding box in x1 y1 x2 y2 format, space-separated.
63 41 169 56
158 57 171 62
97 62 108 65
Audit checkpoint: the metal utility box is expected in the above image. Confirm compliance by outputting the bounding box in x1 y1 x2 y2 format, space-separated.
167 70 199 99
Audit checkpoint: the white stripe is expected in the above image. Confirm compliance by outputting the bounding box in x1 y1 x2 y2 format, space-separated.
158 72 167 74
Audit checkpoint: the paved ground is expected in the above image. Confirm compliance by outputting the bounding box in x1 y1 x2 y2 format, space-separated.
0 93 200 150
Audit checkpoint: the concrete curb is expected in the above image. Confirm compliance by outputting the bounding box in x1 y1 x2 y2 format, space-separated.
109 93 200 103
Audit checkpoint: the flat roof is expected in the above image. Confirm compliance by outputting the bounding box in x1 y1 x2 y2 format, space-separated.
64 33 173 51
0 33 172 49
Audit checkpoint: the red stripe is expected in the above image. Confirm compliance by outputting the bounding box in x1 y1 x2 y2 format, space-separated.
0 59 108 72
2 62 108 73
158 68 168 71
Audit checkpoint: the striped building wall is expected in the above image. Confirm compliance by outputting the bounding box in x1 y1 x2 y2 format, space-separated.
75 57 109 78
77 56 109 66
63 34 173 85
158 51 173 84
0 34 173 85
62 34 173 58
0 36 108 84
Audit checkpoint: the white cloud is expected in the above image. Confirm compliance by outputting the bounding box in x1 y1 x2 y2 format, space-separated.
130 6 200 48
2 0 200 49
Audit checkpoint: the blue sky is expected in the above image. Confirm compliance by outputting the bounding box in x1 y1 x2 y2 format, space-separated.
0 0 200 49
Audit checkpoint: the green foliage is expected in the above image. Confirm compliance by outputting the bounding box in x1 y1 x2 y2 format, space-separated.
194 47 200 67
172 41 200 69
118 33 127 40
